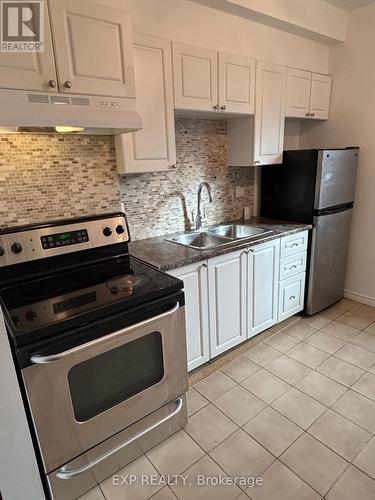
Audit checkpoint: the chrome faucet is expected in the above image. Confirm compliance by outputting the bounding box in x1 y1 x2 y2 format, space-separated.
195 182 213 230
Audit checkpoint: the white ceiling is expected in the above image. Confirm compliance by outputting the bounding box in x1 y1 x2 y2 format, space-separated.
322 0 375 11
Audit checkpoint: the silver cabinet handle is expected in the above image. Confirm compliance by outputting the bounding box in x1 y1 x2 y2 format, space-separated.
220 105 226 110
254 160 261 165
30 302 180 364
64 80 72 89
48 79 57 88
306 112 310 117
213 104 219 110
56 398 183 480
201 262 208 268
290 295 296 300
287 242 299 248
289 265 297 270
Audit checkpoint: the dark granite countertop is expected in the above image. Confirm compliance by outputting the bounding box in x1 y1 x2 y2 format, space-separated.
130 217 312 271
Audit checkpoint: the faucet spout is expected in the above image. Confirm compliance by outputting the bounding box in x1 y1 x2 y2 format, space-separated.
196 182 213 230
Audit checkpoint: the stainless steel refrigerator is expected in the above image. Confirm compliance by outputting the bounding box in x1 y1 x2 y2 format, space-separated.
260 148 359 315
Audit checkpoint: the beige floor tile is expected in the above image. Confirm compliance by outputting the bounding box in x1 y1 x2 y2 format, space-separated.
246 460 320 500
187 388 209 417
350 303 375 320
194 371 236 402
286 342 330 369
301 314 332 330
264 332 300 353
146 430 204 477
271 388 326 429
243 343 281 366
352 372 375 401
78 487 105 500
150 487 177 500
337 298 357 311
321 304 347 320
221 355 260 383
305 330 346 354
321 321 361 342
296 371 346 406
317 356 364 387
243 406 303 457
336 311 373 330
170 455 241 500
280 433 348 496
210 429 274 484
364 320 375 335
326 465 375 500
214 385 266 426
369 363 375 374
185 404 237 452
308 409 370 461
265 355 312 385
100 455 163 500
281 322 317 341
352 331 375 353
334 343 375 370
332 389 375 432
241 368 291 404
353 436 375 480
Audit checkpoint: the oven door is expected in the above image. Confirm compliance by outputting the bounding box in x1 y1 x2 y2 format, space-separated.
22 299 187 474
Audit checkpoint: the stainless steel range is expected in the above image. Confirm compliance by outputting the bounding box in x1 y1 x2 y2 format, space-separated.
0 213 188 500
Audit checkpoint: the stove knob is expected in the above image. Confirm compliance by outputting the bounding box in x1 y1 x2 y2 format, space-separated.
0 247 4 256
116 224 125 235
11 242 23 254
103 227 112 237
26 310 37 322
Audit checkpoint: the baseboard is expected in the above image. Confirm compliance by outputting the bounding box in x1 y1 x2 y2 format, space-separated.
344 289 375 308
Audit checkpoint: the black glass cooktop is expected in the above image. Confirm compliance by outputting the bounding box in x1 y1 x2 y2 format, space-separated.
0 256 183 346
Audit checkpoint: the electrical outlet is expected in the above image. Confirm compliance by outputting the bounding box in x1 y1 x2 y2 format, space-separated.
235 186 245 198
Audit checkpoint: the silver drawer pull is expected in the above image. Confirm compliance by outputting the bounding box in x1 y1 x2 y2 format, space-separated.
287 242 299 248
290 295 296 300
289 265 298 270
30 302 180 364
56 398 184 480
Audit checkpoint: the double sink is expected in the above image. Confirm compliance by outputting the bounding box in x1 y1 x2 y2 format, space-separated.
166 224 273 250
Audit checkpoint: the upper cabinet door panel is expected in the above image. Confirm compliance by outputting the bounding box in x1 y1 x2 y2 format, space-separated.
286 68 311 118
310 73 331 120
218 53 255 114
116 34 176 173
48 0 135 97
0 5 57 92
254 61 286 165
172 42 217 111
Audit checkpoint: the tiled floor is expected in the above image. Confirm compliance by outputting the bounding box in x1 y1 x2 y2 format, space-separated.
80 299 375 500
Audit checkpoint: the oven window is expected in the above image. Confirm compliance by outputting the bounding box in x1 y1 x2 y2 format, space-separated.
67 331 164 422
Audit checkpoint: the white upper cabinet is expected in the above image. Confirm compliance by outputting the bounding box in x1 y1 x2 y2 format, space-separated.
172 42 217 112
218 53 255 114
0 6 57 92
48 0 135 97
286 69 331 120
286 68 311 118
253 61 287 166
115 34 176 173
310 73 332 120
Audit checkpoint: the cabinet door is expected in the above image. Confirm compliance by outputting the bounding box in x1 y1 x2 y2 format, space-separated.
285 68 311 118
115 34 176 173
218 53 255 114
248 240 280 336
309 73 331 120
172 42 217 111
169 262 210 371
279 273 306 322
48 0 135 97
0 6 57 92
208 250 247 357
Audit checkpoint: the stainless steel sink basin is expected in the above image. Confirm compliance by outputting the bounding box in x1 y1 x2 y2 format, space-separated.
208 224 272 239
167 231 231 250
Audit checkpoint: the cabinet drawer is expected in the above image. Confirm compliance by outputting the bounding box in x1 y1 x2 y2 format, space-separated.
278 273 306 322
280 231 308 258
279 251 307 280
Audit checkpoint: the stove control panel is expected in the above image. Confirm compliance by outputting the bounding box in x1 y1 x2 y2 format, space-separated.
0 214 129 267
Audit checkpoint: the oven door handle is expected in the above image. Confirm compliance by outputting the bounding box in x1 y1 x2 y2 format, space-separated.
30 302 180 364
55 397 183 480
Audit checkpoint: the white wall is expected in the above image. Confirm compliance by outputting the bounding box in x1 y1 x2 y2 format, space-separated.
299 3 375 304
120 0 330 73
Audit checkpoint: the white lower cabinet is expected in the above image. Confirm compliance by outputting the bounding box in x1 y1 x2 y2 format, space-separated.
168 262 210 371
279 273 306 322
248 240 280 337
208 250 247 358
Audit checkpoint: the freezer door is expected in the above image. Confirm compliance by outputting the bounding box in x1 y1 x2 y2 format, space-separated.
306 208 353 315
314 149 358 210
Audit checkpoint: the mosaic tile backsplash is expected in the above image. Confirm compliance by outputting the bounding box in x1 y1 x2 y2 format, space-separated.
0 119 255 240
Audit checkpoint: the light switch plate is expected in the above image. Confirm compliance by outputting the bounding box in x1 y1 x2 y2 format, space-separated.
235 186 245 198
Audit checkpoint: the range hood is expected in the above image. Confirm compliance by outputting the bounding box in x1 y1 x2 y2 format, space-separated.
0 89 142 135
